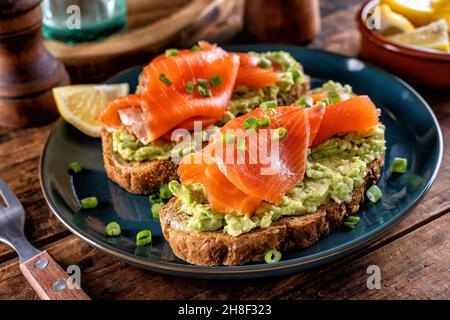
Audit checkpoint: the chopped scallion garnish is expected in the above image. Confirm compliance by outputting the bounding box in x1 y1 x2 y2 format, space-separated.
264 249 282 264
260 100 277 110
197 85 211 97
257 116 271 128
151 202 163 218
208 74 223 88
165 48 179 57
296 96 313 108
159 73 172 87
185 81 194 94
366 185 382 203
272 127 288 141
149 193 162 205
69 162 82 174
159 183 173 200
292 69 303 84
197 78 208 88
390 157 408 173
106 222 121 237
346 216 360 223
190 44 201 52
243 115 257 130
258 57 272 69
80 197 98 209
328 89 341 104
136 230 152 247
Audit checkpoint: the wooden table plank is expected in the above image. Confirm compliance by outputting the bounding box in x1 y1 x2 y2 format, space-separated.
280 213 450 300
0 124 72 263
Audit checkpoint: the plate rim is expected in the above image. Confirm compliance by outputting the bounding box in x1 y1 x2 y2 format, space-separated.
39 45 443 278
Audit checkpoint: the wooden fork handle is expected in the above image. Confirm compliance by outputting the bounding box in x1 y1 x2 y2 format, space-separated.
19 250 90 300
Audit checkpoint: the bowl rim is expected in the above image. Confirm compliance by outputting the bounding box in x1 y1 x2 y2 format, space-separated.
356 0 450 62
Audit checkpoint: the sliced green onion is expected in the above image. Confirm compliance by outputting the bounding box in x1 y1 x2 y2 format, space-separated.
296 96 313 108
264 249 282 264
346 216 360 223
165 48 179 57
151 202 163 218
260 100 277 110
197 85 211 97
292 69 303 84
328 89 341 104
272 127 288 141
197 78 208 88
344 221 357 229
80 197 98 209
390 157 408 173
318 98 330 106
159 183 173 200
208 74 223 88
105 222 121 237
149 193 162 205
185 81 194 94
136 230 152 247
258 57 272 69
159 73 172 87
366 185 382 203
243 115 257 130
69 162 82 174
237 139 246 151
221 133 235 144
257 116 271 128
190 44 201 52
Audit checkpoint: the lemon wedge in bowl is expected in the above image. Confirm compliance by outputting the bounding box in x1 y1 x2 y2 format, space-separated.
432 0 450 27
388 19 449 51
53 84 129 137
377 3 415 35
382 0 434 26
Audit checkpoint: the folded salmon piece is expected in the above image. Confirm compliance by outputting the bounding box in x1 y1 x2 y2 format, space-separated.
98 42 239 143
179 106 311 215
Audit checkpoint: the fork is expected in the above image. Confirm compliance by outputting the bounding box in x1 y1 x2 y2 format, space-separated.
0 178 90 300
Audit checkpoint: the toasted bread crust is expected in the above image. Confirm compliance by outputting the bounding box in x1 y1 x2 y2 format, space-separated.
159 156 384 266
101 129 178 194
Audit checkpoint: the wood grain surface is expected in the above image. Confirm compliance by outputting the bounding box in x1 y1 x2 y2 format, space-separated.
0 0 449 300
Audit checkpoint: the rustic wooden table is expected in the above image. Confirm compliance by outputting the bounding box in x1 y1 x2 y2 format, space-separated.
0 1 449 300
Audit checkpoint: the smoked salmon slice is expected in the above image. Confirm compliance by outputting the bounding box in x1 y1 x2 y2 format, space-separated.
98 43 239 143
311 95 380 147
306 103 325 146
234 53 281 89
213 107 310 204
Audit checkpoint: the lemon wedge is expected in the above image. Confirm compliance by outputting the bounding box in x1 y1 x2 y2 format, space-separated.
53 84 129 137
376 3 416 35
382 0 434 26
388 19 449 51
432 0 450 27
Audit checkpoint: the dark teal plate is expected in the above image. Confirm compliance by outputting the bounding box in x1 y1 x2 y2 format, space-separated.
40 45 442 279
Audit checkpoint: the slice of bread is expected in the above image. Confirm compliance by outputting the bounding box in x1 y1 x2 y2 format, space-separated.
101 80 311 195
159 156 384 266
101 129 178 194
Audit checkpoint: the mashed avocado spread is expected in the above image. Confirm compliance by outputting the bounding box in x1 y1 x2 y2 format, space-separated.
168 125 386 237
113 51 304 162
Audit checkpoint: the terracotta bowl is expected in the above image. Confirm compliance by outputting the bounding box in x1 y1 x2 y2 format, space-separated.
357 0 450 89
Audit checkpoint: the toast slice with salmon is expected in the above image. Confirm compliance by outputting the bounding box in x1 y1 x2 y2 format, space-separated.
160 156 383 266
99 43 310 194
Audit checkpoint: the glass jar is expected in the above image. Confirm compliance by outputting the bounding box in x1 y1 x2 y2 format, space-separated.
42 0 127 44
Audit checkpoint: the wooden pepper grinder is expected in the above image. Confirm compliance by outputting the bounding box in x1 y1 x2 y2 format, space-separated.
245 0 321 44
0 0 70 128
